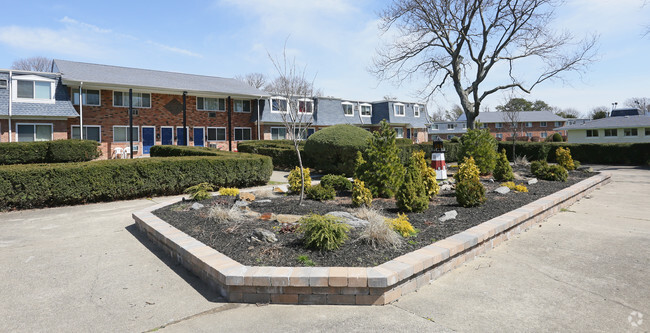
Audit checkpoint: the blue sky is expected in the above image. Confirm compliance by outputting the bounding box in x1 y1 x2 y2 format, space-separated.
1 0 648 117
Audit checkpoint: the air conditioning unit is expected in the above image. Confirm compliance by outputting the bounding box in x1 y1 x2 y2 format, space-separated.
209 143 218 149
0 79 7 89
132 145 139 152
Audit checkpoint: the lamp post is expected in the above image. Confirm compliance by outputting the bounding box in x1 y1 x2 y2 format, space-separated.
431 137 447 180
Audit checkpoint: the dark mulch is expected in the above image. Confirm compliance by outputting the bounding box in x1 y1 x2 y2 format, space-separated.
153 167 595 267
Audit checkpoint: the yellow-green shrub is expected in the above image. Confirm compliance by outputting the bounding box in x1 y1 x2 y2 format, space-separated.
454 156 481 183
185 182 214 201
455 157 486 207
556 147 575 171
288 166 311 193
412 150 439 199
298 214 350 251
219 187 240 196
500 182 528 193
387 213 417 237
493 149 514 181
352 179 373 207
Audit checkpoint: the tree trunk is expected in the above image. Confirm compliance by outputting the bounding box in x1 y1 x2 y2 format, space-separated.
512 129 517 162
295 141 305 206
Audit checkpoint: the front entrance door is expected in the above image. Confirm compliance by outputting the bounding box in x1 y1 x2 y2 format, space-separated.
193 127 204 147
177 127 187 146
161 127 173 145
142 127 155 154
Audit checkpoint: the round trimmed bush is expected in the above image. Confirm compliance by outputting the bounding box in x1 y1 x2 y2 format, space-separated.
304 125 372 176
552 133 563 142
320 174 352 193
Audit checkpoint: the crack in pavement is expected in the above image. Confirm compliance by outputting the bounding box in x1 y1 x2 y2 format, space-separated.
143 303 246 332
389 302 457 332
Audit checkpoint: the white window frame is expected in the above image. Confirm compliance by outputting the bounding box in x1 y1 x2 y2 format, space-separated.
394 127 404 138
71 125 102 143
496 134 503 139
393 103 405 117
196 96 226 112
525 122 533 127
113 91 151 108
207 127 227 141
541 132 548 138
192 126 205 145
234 127 252 141
342 102 354 117
604 129 617 137
297 98 314 114
526 132 532 137
12 75 56 104
360 103 372 117
414 105 421 117
586 129 598 138
447 124 456 130
175 126 190 144
271 127 288 140
555 121 562 127
160 126 174 144
73 89 101 106
462 123 467 129
540 121 547 127
432 124 439 130
495 123 503 128
234 99 251 113
645 128 650 136
113 125 140 142
293 127 314 141
15 123 53 142
270 97 288 113
624 128 638 137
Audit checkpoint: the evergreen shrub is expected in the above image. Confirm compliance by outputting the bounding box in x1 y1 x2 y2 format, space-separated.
396 156 429 213
304 125 372 176
454 157 486 207
288 167 311 193
0 140 100 165
305 184 336 201
319 174 352 193
351 179 372 207
459 128 498 174
298 214 350 251
356 120 405 198
493 149 514 181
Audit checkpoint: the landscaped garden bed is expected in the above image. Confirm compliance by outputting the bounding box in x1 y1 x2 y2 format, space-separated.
152 166 595 268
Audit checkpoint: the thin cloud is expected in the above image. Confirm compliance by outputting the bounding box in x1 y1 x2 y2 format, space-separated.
146 41 203 58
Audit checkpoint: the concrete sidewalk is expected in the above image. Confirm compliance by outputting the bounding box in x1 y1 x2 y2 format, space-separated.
1 166 648 332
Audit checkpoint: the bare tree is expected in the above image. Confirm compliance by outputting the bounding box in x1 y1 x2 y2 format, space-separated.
11 56 53 72
553 107 581 119
373 0 597 129
445 104 464 121
235 73 267 89
500 97 522 161
624 97 650 115
267 47 316 205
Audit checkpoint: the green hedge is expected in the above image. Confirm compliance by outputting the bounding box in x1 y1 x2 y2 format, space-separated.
498 142 650 165
304 125 372 176
397 142 461 164
0 155 273 210
149 145 242 157
0 140 100 165
237 140 306 169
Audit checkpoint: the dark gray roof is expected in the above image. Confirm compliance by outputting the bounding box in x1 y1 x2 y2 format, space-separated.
0 72 78 118
556 115 650 130
458 111 565 123
53 59 269 97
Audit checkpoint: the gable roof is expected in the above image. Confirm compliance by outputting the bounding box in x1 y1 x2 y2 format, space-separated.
556 115 650 130
53 59 269 98
457 111 565 123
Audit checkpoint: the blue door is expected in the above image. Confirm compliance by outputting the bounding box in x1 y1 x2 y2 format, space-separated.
177 127 187 146
193 128 204 147
161 127 173 145
307 128 315 138
142 127 155 154
406 129 411 139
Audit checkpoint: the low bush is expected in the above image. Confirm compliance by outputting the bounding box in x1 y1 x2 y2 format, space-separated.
319 174 352 193
150 145 235 157
493 149 514 181
0 155 272 210
298 214 350 251
395 138 413 145
0 139 100 165
357 208 403 249
388 213 417 238
237 140 306 169
219 187 240 196
304 124 372 176
351 179 373 207
305 184 336 201
555 147 575 170
500 182 528 193
185 182 214 201
552 133 563 142
288 167 311 193
536 164 568 182
396 142 461 164
530 160 548 175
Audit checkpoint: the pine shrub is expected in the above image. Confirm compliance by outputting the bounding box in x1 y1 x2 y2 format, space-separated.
412 150 439 199
303 124 372 176
530 160 548 176
356 120 405 198
555 147 576 170
493 149 514 181
454 157 486 207
459 128 498 175
298 214 350 251
538 164 568 182
351 179 373 207
305 184 336 201
319 174 352 193
288 166 311 193
396 157 429 213
185 182 214 201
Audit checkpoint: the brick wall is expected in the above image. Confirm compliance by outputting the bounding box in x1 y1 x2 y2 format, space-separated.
67 89 259 158
485 121 566 140
0 118 68 142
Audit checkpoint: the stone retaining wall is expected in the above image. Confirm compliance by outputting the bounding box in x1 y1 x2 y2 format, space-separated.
133 172 611 305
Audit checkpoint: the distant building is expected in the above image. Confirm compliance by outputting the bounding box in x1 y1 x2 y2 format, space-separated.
555 115 650 143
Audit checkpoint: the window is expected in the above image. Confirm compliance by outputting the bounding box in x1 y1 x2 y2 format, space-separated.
271 127 287 140
113 91 151 108
432 124 439 130
541 132 548 138
17 80 52 100
342 103 353 116
235 128 251 141
414 105 421 117
525 122 533 127
540 122 547 127
73 89 100 106
71 125 101 142
462 123 467 129
480 123 488 129
0 79 7 89
447 135 454 140
555 121 562 127
207 127 226 141
646 128 650 136
271 98 288 113
360 104 372 116
604 129 617 137
495 123 503 128
298 99 313 113
496 134 503 139
197 97 225 111
394 128 404 138
447 124 456 130
234 100 251 113
586 129 598 137
293 128 312 140
624 128 638 136
113 126 139 142
526 132 532 137
17 124 52 142
394 104 405 116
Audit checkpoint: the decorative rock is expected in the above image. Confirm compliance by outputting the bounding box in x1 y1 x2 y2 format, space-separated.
244 211 261 219
238 192 256 202
513 172 526 180
440 184 454 191
527 178 538 185
325 211 369 228
578 166 593 173
191 202 204 210
494 186 511 194
273 185 289 194
276 214 302 224
234 200 249 208
260 213 275 221
251 228 278 244
438 210 458 222
256 199 272 204
488 178 495 183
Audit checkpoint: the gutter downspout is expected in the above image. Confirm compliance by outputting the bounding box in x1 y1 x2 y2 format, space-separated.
79 82 83 140
8 71 12 142
257 97 262 140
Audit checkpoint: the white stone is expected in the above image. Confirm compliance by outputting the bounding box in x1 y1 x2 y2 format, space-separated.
528 178 538 185
438 210 458 222
191 202 204 210
494 186 511 194
325 211 369 228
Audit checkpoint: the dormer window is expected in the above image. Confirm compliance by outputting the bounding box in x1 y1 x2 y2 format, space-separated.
271 97 288 113
342 102 353 116
360 104 372 117
0 79 7 89
394 103 405 116
12 75 55 102
298 99 313 113
414 105 421 117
